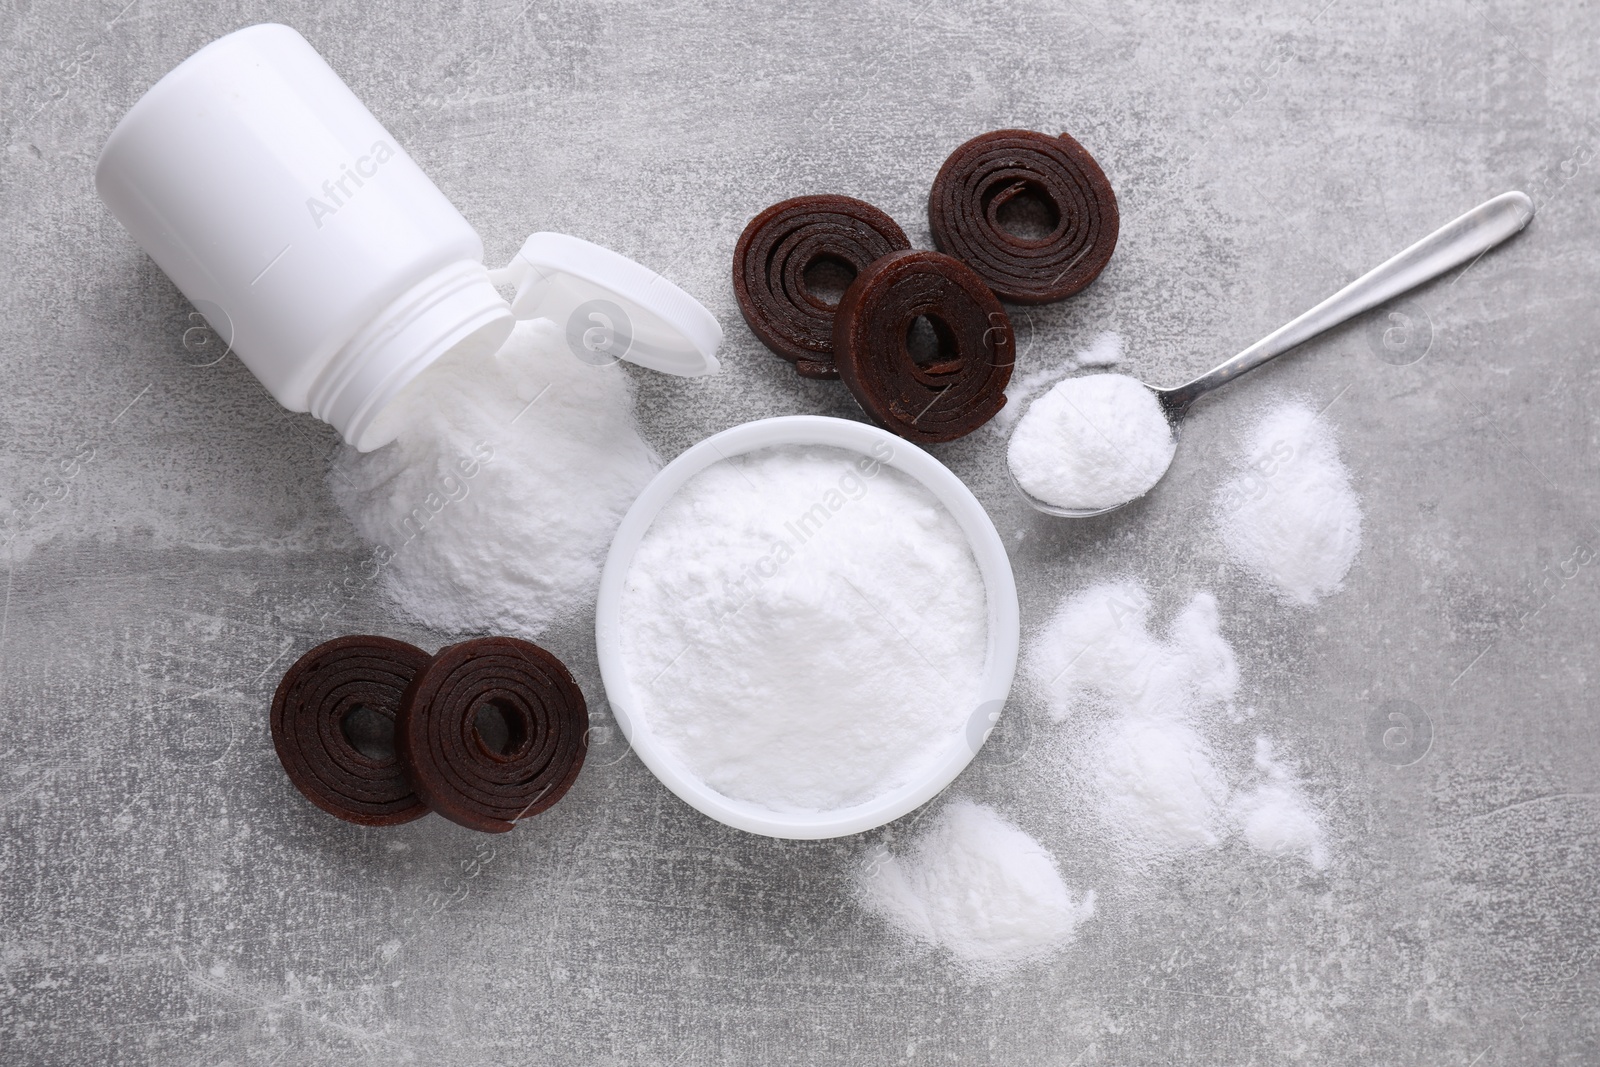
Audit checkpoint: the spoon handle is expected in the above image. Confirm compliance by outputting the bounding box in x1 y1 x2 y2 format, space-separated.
1160 190 1534 414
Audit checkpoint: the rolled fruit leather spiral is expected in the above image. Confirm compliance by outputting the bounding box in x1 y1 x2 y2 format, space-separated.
733 195 912 379
397 636 588 833
832 248 1015 444
928 129 1119 304
270 635 433 826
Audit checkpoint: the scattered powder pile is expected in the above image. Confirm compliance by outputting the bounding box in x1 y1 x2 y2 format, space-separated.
857 798 1095 975
1029 581 1239 726
1007 374 1176 511
1091 715 1230 853
993 331 1122 431
620 445 987 813
1028 580 1328 869
331 320 659 637
1231 737 1329 870
1214 400 1363 604
1074 330 1124 366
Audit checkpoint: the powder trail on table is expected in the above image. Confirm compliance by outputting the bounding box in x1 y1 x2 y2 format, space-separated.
857 798 1095 977
1027 580 1328 869
1213 400 1363 605
1007 373 1176 511
994 361 1072 433
331 320 659 637
1074 330 1124 366
620 445 987 813
992 331 1123 432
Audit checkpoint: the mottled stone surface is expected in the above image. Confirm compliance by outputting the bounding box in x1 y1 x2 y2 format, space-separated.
2 1 1597 1063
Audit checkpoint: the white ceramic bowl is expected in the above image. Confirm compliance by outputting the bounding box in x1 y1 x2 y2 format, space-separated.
594 415 1020 839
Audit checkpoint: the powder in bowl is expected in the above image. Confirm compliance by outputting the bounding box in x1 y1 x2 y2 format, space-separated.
618 444 988 814
1008 373 1176 511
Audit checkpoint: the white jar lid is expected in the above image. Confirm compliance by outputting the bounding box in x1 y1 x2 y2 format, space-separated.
490 232 722 377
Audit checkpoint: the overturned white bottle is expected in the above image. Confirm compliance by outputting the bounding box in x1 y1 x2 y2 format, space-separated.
96 23 719 451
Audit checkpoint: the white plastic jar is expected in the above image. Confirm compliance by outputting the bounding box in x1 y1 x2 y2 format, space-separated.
96 24 719 450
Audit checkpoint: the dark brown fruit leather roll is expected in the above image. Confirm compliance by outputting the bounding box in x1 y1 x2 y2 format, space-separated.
928 129 1118 304
733 194 912 379
271 635 432 826
397 636 588 833
832 249 1015 444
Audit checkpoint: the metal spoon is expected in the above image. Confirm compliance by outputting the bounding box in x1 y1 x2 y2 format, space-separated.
1011 190 1536 518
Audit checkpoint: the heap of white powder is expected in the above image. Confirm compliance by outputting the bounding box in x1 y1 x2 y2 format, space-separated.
1028 579 1328 869
331 320 659 637
1007 373 1176 511
619 445 988 813
1213 399 1363 604
856 799 1095 976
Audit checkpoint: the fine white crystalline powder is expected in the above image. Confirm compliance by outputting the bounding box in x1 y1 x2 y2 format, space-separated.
1213 400 1363 604
1008 373 1176 511
330 320 659 637
857 799 1095 975
620 445 988 813
1028 580 1328 869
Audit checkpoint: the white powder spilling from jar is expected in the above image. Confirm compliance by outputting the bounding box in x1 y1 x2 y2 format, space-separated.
857 799 1095 975
619 444 987 813
330 320 659 637
1008 373 1176 511
1028 580 1327 870
1213 400 1363 604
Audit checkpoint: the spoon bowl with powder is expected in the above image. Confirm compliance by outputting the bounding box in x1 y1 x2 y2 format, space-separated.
1008 191 1534 518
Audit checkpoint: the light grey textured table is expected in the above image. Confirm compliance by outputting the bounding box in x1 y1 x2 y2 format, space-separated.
3 1 1597 1064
